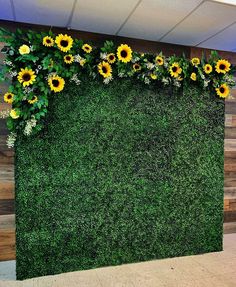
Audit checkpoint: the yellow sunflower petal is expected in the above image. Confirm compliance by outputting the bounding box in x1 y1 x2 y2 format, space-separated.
48 75 65 93
204 64 212 74
17 68 36 87
98 61 112 78
43 36 54 47
64 54 74 64
55 34 73 53
215 59 231 74
215 83 230 98
4 92 14 104
117 44 132 63
82 44 92 53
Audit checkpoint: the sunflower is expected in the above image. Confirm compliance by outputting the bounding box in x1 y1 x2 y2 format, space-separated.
82 44 92 53
169 62 182 78
191 57 200 66
43 36 54 47
28 95 38 104
133 63 141 72
150 73 157 80
19 44 30 55
98 61 112 78
190 72 197 81
48 75 65 93
204 64 212 74
215 83 230 98
17 68 36 87
4 92 14 104
107 53 116 64
155 56 164 66
215 59 231 74
10 109 19 119
55 34 73 52
117 44 132 63
64 54 74 64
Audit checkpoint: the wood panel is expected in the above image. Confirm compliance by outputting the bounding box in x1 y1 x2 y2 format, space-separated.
0 229 15 261
0 22 236 261
0 41 15 261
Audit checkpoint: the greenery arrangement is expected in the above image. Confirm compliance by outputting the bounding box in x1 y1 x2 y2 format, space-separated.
0 28 235 147
15 79 224 280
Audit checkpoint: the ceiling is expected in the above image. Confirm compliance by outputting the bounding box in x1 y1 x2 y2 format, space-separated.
0 0 236 52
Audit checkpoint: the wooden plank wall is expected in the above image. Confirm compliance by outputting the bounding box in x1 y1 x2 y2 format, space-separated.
0 22 236 261
0 41 15 261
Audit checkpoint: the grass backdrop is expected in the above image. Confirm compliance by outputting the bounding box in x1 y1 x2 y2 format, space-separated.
15 78 225 280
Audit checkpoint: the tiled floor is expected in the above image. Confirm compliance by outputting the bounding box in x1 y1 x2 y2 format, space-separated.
0 233 236 287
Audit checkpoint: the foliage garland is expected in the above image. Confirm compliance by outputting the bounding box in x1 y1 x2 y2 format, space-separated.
0 28 235 147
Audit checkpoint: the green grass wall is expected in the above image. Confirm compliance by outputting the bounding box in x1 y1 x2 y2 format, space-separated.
15 78 225 280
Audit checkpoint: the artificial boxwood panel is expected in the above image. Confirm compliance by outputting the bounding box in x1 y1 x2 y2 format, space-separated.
15 79 225 280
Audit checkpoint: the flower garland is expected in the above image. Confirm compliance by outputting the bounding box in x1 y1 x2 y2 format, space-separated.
0 28 235 147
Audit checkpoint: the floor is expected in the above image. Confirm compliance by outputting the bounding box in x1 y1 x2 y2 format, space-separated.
0 233 236 287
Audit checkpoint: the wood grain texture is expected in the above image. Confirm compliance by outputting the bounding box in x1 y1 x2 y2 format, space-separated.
0 228 15 261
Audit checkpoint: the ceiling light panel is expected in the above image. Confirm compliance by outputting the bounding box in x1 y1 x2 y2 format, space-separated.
0 0 14 21
117 0 203 41
162 1 236 46
13 0 75 26
71 0 139 34
198 22 236 51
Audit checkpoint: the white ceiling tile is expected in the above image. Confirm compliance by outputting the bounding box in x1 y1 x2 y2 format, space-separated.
13 0 75 27
71 0 139 35
198 22 236 51
162 1 236 46
117 0 203 41
0 0 14 21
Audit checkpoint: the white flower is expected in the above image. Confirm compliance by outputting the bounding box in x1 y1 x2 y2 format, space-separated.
0 110 10 119
131 56 140 63
74 54 82 62
23 116 37 136
100 52 107 60
173 79 181 87
70 74 81 86
6 132 17 148
144 78 150 84
162 77 170 85
146 62 155 70
203 79 210 88
103 76 113 84
118 72 125 78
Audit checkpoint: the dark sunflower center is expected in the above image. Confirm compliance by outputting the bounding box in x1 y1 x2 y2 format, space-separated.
102 66 107 73
121 50 127 58
85 46 89 50
135 65 139 69
219 64 226 70
32 96 36 100
109 55 114 60
220 87 225 93
66 56 71 60
52 79 60 87
23 73 31 81
172 67 177 72
7 95 12 99
46 39 51 43
207 66 210 70
60 40 68 47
